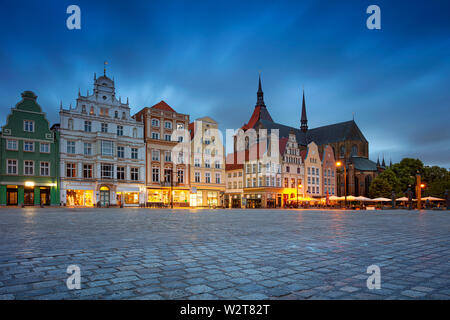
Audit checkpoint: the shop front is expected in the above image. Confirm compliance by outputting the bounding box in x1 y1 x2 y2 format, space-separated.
66 189 94 207
245 194 263 208
0 182 59 206
116 186 142 207
225 193 242 208
147 188 189 207
6 186 18 205
190 189 223 208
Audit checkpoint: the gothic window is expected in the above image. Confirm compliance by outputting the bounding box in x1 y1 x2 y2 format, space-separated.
340 145 345 158
351 144 358 156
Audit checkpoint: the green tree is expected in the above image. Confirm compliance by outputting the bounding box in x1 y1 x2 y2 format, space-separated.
422 166 450 197
391 158 424 193
369 177 392 198
378 168 403 196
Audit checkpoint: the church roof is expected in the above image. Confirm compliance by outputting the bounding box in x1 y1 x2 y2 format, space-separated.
350 156 378 171
151 100 175 112
259 119 367 146
242 75 274 130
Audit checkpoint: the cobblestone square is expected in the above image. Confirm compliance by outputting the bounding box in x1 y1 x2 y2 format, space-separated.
0 208 449 300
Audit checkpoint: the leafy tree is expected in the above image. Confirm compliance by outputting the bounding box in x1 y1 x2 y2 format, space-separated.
390 158 424 194
369 177 392 198
378 169 403 196
422 166 450 197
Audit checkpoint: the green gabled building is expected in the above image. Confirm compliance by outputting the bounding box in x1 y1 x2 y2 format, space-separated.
0 91 60 206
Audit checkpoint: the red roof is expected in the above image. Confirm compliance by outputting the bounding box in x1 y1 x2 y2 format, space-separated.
279 137 288 155
300 149 307 161
242 105 273 131
188 122 195 139
151 100 175 112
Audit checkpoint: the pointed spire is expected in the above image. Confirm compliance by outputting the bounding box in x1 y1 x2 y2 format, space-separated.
389 158 392 168
301 89 308 133
94 72 96 80
256 73 266 107
78 88 81 97
126 97 129 105
376 156 380 167
382 155 386 167
60 101 62 110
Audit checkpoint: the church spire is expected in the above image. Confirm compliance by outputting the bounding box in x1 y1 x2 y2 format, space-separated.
382 155 386 167
256 74 265 107
301 89 308 132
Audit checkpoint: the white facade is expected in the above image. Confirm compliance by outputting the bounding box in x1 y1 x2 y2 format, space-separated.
59 72 145 207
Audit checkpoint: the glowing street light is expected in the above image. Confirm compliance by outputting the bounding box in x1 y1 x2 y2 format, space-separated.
336 161 347 208
297 184 303 208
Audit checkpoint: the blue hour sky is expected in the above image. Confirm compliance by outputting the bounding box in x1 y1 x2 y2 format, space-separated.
0 0 449 167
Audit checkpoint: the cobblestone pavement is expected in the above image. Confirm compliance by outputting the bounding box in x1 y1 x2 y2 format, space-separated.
0 208 449 300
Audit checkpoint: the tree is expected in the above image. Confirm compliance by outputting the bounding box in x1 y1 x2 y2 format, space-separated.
422 166 450 197
369 177 391 198
378 169 403 196
391 158 424 194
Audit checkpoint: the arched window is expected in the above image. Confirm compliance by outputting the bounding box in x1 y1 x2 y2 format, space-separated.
68 118 74 130
351 144 358 156
340 145 345 158
133 128 137 138
115 111 118 118
245 137 249 150
90 106 95 115
81 105 86 113
122 112 126 120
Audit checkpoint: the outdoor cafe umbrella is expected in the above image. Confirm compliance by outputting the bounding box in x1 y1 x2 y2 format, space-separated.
421 196 445 201
396 197 409 201
354 196 371 201
372 197 391 202
329 195 340 201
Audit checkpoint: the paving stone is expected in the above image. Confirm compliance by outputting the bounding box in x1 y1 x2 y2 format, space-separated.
0 208 448 300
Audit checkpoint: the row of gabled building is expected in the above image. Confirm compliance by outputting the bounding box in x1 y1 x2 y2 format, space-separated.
0 70 384 207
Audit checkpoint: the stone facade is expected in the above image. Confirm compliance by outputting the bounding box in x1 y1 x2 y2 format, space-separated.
0 91 59 206
134 101 190 207
189 117 225 207
59 73 145 207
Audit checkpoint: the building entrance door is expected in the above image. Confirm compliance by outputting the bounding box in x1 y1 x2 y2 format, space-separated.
40 187 50 205
99 186 110 206
7 188 18 205
24 188 34 205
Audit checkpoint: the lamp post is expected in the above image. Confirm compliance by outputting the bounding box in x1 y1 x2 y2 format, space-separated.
297 184 302 208
336 161 347 208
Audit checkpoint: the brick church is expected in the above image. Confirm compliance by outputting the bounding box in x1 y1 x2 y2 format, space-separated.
238 76 385 197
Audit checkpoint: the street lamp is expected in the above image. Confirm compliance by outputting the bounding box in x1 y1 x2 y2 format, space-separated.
297 184 302 208
336 161 347 208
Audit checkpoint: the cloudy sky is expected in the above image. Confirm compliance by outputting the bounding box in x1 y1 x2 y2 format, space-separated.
1 0 449 167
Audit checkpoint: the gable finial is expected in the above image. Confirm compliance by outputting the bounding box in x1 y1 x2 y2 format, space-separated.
104 61 108 76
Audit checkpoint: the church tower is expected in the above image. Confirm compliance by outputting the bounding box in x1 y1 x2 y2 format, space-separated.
301 89 308 132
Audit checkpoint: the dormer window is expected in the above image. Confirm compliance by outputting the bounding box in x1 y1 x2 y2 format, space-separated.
122 112 126 119
90 106 95 115
115 111 118 118
81 105 86 113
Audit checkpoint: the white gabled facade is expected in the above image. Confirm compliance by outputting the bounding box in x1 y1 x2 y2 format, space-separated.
59 72 145 207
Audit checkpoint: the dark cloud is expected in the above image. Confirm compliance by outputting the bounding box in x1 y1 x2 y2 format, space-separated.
0 0 449 167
